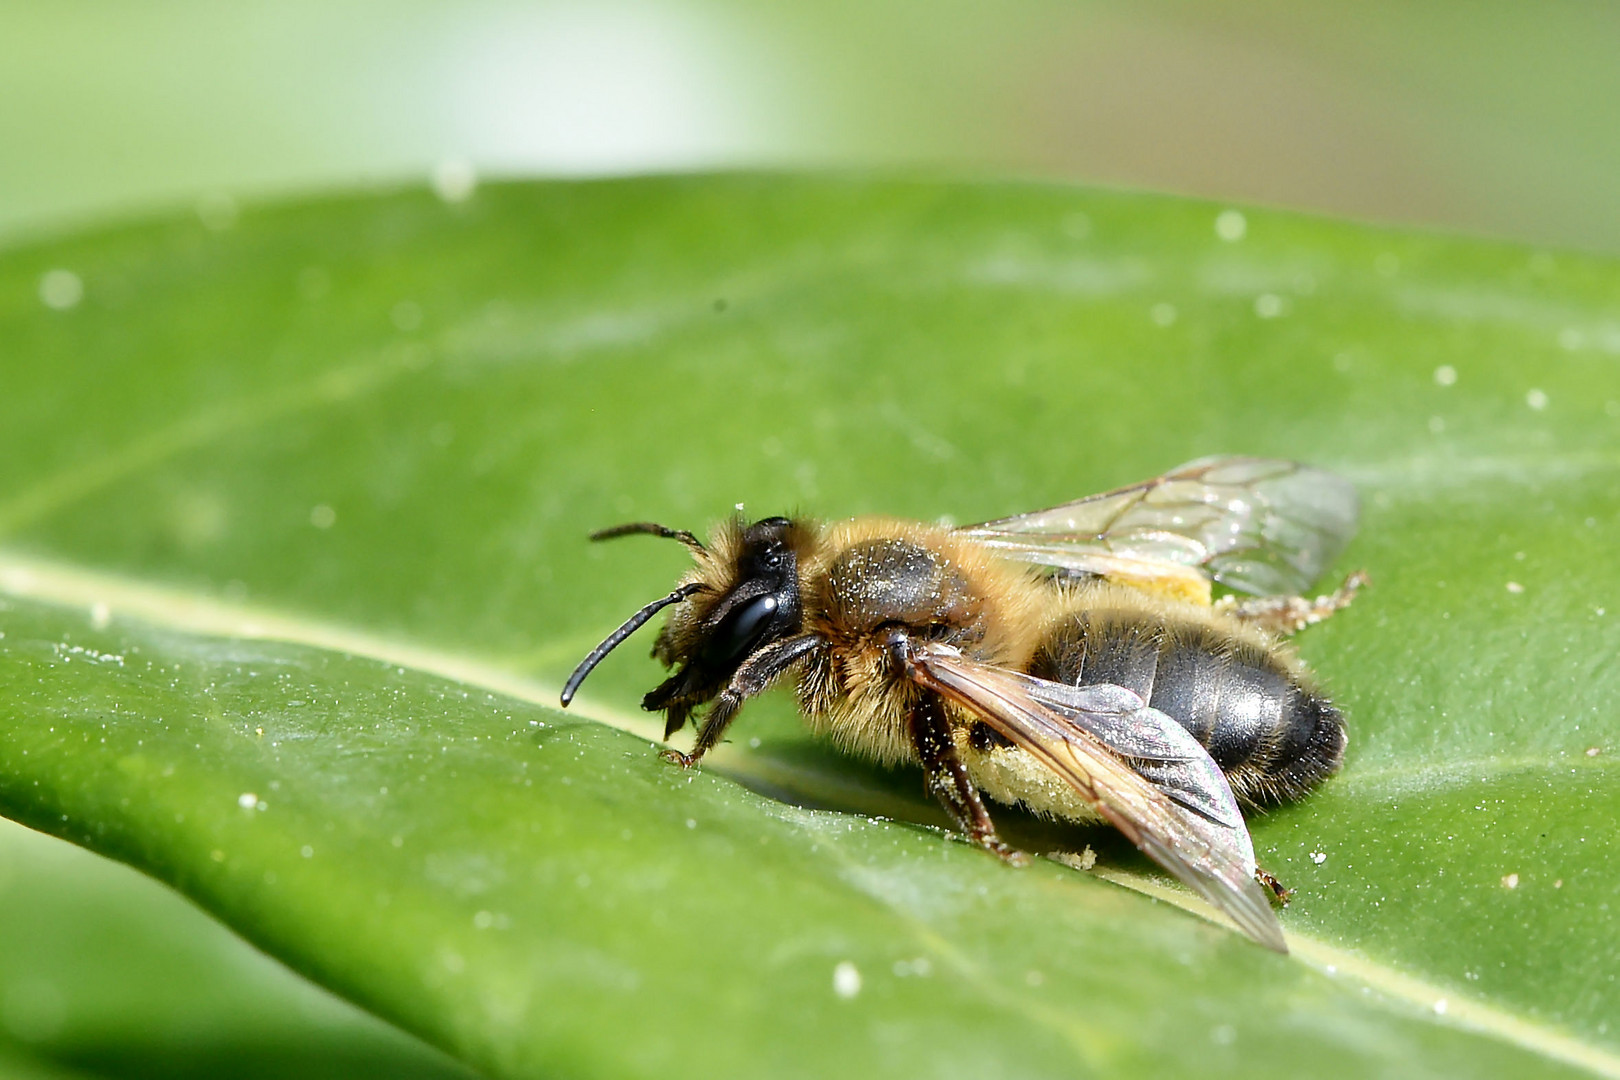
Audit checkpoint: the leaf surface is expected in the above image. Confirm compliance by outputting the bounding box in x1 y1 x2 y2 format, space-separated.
1 177 1617 1078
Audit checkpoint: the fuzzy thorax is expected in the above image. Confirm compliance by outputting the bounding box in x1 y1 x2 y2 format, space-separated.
792 517 1049 766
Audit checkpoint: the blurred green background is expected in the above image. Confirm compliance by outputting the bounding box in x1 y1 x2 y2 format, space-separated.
4 1 1620 252
3 2 1618 1076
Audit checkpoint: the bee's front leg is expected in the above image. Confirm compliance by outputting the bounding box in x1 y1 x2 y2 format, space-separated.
907 689 1031 868
660 633 825 768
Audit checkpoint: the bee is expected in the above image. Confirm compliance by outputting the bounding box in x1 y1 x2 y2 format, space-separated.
560 457 1362 951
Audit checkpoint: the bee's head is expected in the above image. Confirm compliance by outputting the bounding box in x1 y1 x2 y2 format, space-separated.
560 514 816 738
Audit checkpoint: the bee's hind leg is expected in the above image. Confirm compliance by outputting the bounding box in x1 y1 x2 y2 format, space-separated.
909 691 1031 868
1255 866 1293 906
1215 570 1369 636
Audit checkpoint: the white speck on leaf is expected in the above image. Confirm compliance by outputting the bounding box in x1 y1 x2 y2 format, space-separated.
892 957 933 978
432 159 478 203
39 269 83 310
833 961 861 999
1215 210 1246 242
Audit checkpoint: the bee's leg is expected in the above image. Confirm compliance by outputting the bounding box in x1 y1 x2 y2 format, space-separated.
660 633 824 768
1255 866 1293 906
908 691 1032 868
1215 570 1369 636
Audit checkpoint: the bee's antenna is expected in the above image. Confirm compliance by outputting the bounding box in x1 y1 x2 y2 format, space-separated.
560 582 707 707
589 521 706 554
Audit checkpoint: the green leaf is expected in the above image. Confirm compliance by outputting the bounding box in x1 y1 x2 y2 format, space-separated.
1 176 1617 1078
0 813 479 1079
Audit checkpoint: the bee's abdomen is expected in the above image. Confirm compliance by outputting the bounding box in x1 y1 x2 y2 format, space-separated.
1030 613 1345 807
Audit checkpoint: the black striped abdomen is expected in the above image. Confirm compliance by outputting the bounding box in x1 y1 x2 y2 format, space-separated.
1027 610 1346 806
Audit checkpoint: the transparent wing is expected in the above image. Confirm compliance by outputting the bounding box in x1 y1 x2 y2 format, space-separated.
959 456 1359 597
901 641 1286 952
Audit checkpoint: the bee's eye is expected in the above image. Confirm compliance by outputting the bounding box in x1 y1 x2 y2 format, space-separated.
748 539 787 575
712 593 779 664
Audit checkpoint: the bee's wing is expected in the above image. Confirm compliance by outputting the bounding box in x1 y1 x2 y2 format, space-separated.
904 642 1286 952
958 456 1358 597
